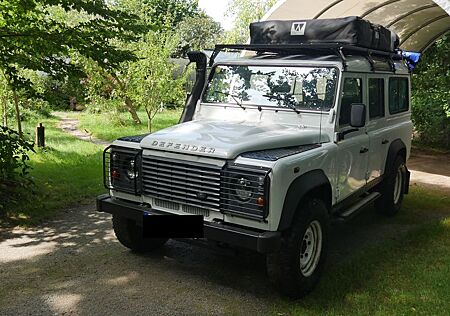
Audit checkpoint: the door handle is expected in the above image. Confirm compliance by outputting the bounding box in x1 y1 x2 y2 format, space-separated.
382 139 390 145
360 147 369 154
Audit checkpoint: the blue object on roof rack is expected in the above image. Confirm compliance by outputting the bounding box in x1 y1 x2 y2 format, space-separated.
402 52 421 72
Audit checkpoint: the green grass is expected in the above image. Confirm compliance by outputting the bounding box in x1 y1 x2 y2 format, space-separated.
1 117 105 226
76 109 182 142
1 110 181 226
272 187 450 316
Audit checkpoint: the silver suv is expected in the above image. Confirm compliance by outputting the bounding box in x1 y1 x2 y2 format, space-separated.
97 37 412 298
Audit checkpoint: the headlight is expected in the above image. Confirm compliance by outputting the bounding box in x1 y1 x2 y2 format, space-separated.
235 177 254 201
126 159 138 180
103 146 142 195
221 164 271 220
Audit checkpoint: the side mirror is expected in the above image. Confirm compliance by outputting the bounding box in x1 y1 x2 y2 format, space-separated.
350 103 366 128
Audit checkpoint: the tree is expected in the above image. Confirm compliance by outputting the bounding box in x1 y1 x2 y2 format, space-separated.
80 0 205 125
119 0 200 30
412 35 450 148
0 0 144 136
176 13 223 55
225 0 278 44
128 31 186 132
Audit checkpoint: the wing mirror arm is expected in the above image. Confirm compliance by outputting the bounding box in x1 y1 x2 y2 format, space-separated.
337 128 359 142
336 103 367 141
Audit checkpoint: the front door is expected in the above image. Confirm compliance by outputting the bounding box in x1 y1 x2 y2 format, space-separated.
366 77 389 182
336 76 370 202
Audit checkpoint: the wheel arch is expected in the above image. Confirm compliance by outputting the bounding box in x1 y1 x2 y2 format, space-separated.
384 139 407 176
277 169 332 232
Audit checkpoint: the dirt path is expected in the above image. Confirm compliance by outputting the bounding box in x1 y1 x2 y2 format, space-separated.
53 111 111 147
409 150 450 192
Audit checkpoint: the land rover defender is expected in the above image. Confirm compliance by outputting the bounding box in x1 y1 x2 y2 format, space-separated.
97 17 413 298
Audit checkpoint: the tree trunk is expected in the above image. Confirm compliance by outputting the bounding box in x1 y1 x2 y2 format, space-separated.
148 113 152 133
1 94 7 127
124 97 142 125
110 73 142 125
12 87 22 138
446 118 450 149
146 109 152 133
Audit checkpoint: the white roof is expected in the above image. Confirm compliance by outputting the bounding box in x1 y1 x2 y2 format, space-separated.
263 0 450 52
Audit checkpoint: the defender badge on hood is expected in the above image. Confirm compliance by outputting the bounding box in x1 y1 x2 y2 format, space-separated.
151 141 216 154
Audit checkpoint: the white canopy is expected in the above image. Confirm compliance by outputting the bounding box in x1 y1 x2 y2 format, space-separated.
263 0 450 52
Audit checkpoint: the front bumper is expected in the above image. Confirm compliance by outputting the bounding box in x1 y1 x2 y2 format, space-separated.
96 194 281 254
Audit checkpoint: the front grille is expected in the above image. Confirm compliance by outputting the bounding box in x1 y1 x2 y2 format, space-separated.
182 205 210 217
154 198 179 211
142 156 222 211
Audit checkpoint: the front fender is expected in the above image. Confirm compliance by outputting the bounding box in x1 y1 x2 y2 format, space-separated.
277 169 331 231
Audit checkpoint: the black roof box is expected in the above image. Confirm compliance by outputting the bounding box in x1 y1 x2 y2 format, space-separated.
250 16 399 53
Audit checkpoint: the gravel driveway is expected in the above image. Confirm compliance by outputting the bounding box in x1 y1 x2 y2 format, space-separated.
2 196 446 316
0 205 274 315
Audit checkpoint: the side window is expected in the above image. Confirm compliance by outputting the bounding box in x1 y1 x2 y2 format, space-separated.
389 77 409 114
339 78 362 126
368 78 385 119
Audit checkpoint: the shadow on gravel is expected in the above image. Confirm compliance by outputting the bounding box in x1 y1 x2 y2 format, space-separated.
0 200 449 315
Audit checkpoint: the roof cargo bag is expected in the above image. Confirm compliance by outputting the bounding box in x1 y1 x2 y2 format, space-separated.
250 16 399 52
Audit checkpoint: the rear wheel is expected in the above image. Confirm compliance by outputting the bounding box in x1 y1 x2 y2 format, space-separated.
267 198 329 299
112 215 168 253
375 156 406 216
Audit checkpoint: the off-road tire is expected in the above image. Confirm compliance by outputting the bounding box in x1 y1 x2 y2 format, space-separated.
267 198 329 299
112 215 168 253
375 156 406 216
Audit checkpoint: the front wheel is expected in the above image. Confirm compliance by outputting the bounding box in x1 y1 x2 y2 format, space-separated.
267 198 329 299
112 215 168 253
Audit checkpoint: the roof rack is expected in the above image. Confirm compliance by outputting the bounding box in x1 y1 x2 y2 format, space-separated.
210 43 402 72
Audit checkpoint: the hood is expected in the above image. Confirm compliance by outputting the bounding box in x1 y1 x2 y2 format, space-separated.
140 120 325 159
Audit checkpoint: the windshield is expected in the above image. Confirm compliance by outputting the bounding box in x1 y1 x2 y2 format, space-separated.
203 65 338 111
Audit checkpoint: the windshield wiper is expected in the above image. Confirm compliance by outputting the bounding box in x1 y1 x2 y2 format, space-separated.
262 94 300 114
212 90 246 111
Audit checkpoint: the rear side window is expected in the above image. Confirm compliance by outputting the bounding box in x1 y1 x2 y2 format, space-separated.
339 78 362 126
368 78 385 119
389 77 409 114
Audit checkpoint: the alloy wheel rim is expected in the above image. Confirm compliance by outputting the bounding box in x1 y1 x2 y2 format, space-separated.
299 220 323 277
393 167 403 204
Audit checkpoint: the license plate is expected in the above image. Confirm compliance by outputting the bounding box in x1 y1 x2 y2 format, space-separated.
143 215 204 238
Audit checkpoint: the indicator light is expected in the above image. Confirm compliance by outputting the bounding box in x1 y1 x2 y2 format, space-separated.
256 197 265 207
111 169 121 179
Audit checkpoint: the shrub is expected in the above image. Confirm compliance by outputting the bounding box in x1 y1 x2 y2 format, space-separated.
411 36 450 149
412 94 450 148
0 126 34 185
